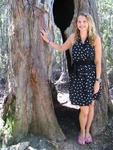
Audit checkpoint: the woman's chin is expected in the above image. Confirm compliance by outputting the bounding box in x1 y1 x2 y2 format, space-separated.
79 28 87 32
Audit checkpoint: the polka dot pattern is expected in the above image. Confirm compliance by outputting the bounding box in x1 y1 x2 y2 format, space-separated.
69 37 101 106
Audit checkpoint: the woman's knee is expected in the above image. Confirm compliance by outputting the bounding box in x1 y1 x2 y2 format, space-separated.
80 106 89 117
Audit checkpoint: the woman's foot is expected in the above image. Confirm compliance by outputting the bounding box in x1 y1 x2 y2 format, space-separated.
78 134 85 145
85 133 93 144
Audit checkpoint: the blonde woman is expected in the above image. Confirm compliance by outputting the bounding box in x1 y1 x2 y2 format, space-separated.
40 12 102 145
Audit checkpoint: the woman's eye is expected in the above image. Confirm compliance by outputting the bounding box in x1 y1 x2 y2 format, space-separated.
83 20 87 23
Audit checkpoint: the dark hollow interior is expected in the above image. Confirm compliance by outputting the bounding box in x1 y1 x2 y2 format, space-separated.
53 0 74 32
53 0 80 140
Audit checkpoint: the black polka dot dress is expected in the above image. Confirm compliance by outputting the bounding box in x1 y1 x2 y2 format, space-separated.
69 37 101 106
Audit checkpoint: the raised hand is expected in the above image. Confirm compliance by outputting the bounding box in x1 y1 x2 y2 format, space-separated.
40 29 49 43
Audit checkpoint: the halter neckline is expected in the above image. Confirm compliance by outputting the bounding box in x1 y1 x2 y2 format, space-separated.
79 36 88 44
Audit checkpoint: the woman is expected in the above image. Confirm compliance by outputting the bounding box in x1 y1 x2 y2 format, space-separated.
40 12 102 145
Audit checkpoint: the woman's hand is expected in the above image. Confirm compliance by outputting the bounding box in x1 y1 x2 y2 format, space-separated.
93 81 100 94
40 29 49 43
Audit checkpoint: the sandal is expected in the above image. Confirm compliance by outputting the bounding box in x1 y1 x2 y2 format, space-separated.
85 135 93 144
78 135 85 145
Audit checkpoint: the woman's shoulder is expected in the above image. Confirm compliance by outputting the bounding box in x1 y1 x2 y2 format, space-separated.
94 34 101 41
94 34 101 46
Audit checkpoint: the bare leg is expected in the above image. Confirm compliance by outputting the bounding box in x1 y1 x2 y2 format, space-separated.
79 106 89 137
85 101 95 137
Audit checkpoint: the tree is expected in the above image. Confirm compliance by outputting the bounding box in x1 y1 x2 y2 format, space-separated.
4 0 109 143
6 0 65 142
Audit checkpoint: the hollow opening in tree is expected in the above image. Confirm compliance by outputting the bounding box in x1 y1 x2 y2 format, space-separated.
53 0 80 138
53 0 74 32
53 0 75 71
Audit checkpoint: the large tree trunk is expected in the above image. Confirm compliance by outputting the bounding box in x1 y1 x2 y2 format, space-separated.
7 0 110 142
8 0 65 141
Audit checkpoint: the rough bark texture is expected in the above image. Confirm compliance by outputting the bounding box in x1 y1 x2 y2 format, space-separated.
8 0 65 141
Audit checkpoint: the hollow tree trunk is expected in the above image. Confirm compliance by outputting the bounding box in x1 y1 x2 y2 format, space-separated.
8 0 65 141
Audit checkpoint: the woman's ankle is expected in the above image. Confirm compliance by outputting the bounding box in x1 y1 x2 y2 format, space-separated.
80 130 85 137
85 131 91 137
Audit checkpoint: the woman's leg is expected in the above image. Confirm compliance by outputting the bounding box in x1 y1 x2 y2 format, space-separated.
85 101 95 137
79 106 89 137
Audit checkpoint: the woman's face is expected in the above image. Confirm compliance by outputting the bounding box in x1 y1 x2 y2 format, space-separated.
76 15 89 32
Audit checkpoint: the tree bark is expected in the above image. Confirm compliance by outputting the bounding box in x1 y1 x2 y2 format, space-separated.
8 0 65 141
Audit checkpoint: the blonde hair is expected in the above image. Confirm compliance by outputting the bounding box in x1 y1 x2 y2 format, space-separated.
73 12 97 46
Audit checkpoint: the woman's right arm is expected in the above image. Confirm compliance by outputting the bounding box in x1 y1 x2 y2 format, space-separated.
40 30 75 52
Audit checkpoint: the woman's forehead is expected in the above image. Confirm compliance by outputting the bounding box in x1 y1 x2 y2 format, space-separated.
77 15 87 21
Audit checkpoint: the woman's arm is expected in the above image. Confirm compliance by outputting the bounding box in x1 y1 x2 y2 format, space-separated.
40 29 75 52
93 35 102 94
94 35 102 80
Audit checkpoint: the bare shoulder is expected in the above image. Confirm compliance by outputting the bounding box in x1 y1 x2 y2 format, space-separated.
94 35 101 45
94 35 102 56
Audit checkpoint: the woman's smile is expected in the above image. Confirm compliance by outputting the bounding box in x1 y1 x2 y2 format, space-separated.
77 15 89 31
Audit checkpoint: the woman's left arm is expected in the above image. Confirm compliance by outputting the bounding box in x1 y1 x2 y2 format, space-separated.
94 35 102 94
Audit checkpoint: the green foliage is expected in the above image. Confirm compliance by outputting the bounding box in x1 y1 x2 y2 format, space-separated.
0 116 15 148
2 116 15 137
97 0 113 69
0 97 16 147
